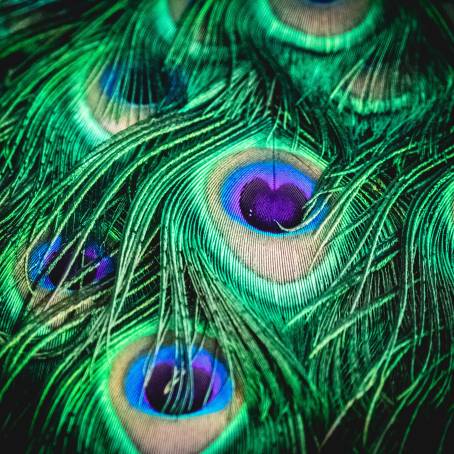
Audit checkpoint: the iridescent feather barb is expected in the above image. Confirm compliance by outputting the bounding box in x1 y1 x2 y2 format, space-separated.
0 0 453 453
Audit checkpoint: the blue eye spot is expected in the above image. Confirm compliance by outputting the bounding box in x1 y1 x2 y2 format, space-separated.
221 161 326 235
99 64 186 109
28 235 115 292
125 345 233 418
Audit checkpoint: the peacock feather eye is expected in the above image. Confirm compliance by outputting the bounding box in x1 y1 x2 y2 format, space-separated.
3 233 117 330
27 235 114 293
0 229 116 333
108 335 243 453
203 145 329 285
165 133 378 320
99 64 184 107
86 61 186 134
221 160 325 235
125 346 232 417
252 0 382 52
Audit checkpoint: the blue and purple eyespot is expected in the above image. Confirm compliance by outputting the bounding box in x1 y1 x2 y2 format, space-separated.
28 235 115 292
125 345 233 418
99 63 186 109
85 61 188 135
221 160 326 235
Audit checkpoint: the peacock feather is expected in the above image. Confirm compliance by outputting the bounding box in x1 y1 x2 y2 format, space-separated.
0 0 452 452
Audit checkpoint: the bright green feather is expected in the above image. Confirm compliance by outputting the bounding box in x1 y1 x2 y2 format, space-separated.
0 1 452 453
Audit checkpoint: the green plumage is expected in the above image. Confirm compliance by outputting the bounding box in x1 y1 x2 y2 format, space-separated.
0 1 452 452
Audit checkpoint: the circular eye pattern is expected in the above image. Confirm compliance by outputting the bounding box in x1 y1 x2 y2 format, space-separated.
1 233 116 330
221 160 325 235
253 0 382 52
125 345 232 417
28 235 114 292
204 147 329 284
99 64 183 106
86 62 186 134
179 138 385 318
109 336 243 453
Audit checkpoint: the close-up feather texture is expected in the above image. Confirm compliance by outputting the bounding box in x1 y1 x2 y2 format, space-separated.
0 0 452 453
